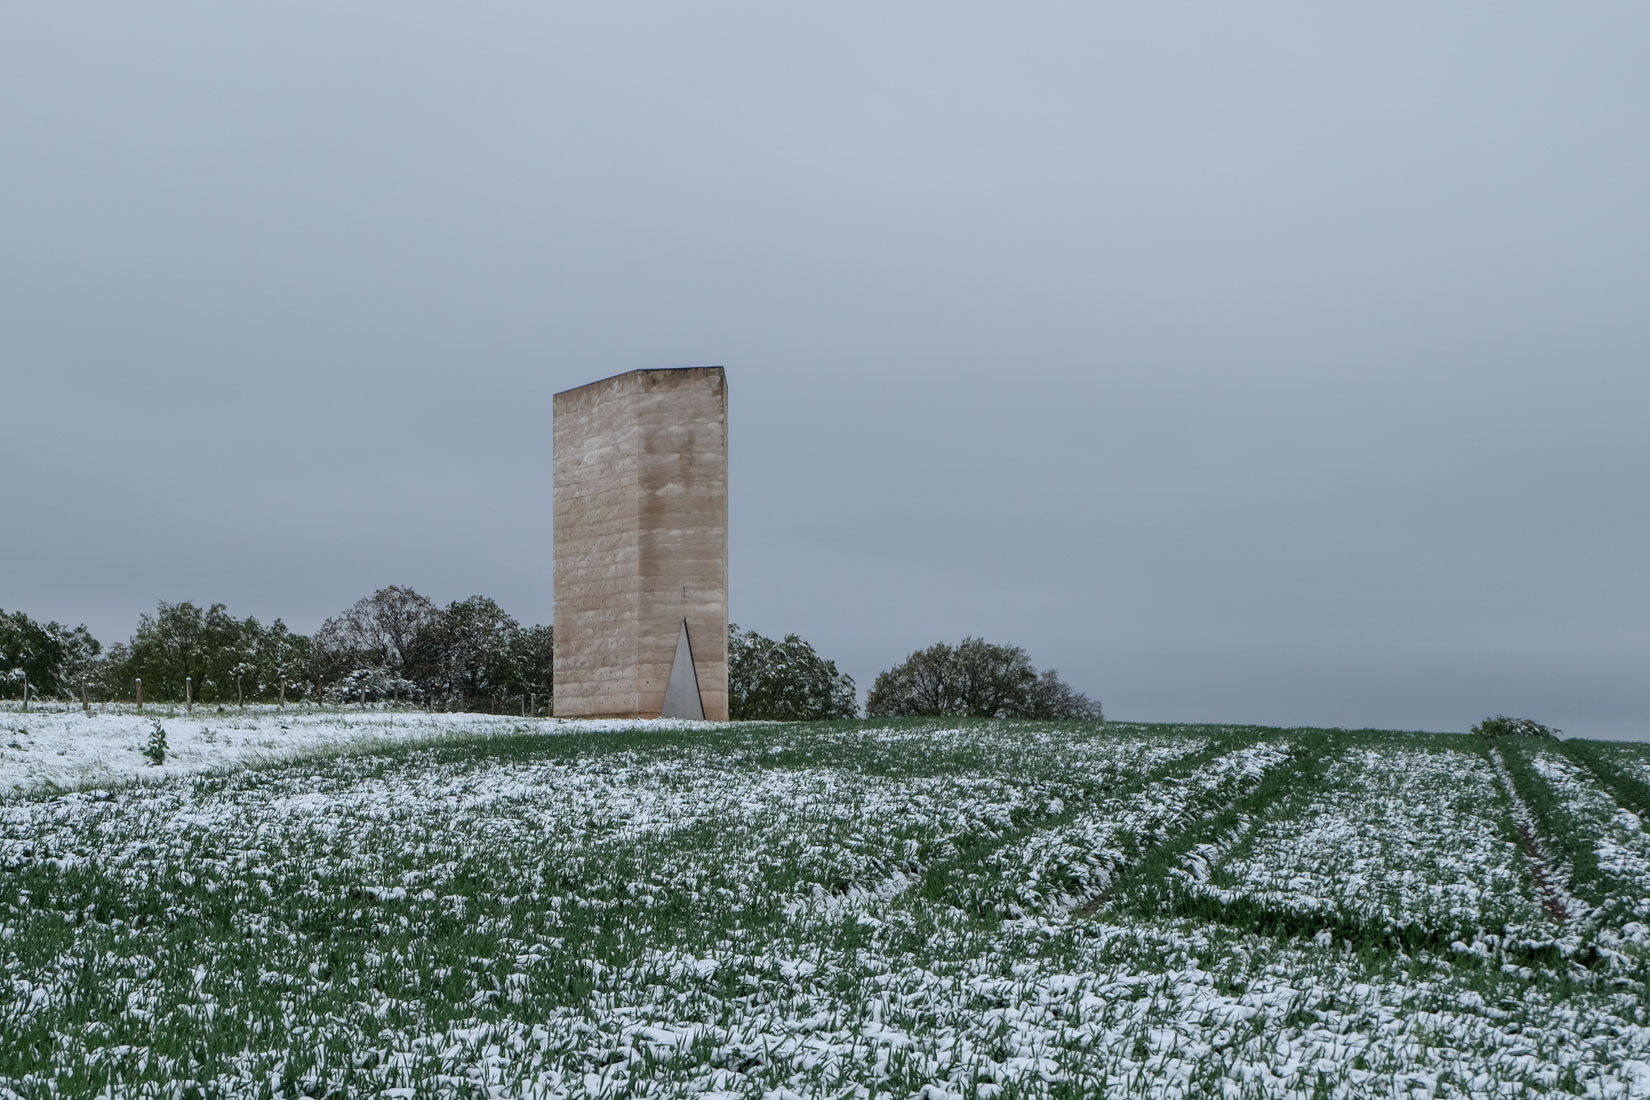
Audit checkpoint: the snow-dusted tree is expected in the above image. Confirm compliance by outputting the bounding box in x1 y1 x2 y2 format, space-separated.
867 637 1099 720
728 624 857 721
0 609 72 699
432 596 521 710
1472 715 1560 740
504 623 553 711
1023 668 1103 721
866 637 1031 718
50 623 103 700
109 601 246 703
314 586 441 691
103 603 319 704
315 588 553 712
864 641 957 717
252 618 313 701
325 667 419 704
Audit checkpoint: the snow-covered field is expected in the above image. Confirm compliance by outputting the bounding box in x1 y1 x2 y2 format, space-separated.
0 705 705 796
3 716 1650 1097
1177 742 1550 940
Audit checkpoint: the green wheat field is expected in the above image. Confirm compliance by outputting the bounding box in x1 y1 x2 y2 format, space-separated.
3 714 1649 1097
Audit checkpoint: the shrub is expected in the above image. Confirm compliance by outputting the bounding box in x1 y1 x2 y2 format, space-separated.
1472 715 1560 740
325 668 420 705
1024 668 1104 721
867 637 1101 720
728 624 857 720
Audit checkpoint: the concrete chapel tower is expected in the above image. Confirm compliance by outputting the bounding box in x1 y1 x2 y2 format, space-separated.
552 367 729 720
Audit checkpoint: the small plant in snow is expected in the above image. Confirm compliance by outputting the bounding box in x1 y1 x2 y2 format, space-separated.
142 719 168 766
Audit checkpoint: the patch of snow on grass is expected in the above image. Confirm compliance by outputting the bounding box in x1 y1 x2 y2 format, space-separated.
0 704 715 796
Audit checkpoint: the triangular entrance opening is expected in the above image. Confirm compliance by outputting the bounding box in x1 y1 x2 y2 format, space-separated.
660 619 705 719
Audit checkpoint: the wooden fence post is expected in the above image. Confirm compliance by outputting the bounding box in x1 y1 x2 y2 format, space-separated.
136 679 143 710
20 671 26 712
186 677 193 712
81 682 89 712
279 678 286 707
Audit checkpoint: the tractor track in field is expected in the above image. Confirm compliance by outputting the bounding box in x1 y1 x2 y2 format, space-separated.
1490 747 1586 924
1084 734 1326 923
780 733 1251 919
901 733 1273 916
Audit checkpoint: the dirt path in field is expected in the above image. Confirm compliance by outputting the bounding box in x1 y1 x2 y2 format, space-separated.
1490 747 1583 924
1512 819 1575 923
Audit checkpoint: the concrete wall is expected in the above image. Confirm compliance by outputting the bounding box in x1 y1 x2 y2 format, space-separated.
552 367 728 719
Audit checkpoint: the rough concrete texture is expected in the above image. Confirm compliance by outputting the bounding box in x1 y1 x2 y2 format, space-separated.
553 367 728 720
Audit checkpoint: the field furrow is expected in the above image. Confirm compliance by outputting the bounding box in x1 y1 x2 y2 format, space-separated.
1494 739 1650 955
1519 750 1650 950
1560 739 1650 823
1163 740 1549 948
920 738 1299 919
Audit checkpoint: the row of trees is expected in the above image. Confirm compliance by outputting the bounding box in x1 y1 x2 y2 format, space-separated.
0 610 102 701
725 630 1099 720
312 587 554 710
111 604 312 706
4 596 1103 720
0 588 553 711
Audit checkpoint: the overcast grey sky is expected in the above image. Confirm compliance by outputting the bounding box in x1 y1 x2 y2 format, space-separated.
3 4 1647 738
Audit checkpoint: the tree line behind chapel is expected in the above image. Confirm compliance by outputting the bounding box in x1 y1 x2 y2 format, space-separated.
0 587 1099 720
